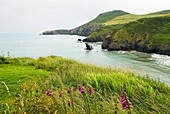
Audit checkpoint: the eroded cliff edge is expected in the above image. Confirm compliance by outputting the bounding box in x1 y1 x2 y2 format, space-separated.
102 16 170 55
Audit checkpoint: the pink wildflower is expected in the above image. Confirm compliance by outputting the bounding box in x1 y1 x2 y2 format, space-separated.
79 85 85 93
59 91 64 97
123 106 127 109
89 87 95 95
68 100 73 107
46 90 51 96
67 89 72 94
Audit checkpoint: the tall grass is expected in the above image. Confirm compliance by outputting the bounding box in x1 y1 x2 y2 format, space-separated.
0 55 170 113
1 81 11 96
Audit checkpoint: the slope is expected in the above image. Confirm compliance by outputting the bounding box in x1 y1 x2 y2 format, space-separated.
102 15 170 55
84 10 170 42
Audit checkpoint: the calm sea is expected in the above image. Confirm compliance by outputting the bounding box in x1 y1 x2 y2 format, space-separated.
0 32 170 86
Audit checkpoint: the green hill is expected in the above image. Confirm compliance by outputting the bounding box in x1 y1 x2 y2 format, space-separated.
90 10 129 24
85 10 170 42
104 13 170 26
43 10 170 52
102 16 170 55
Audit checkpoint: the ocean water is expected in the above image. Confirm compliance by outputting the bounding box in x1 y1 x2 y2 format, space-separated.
0 32 170 86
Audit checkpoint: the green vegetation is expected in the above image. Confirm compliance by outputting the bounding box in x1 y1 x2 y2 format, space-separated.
43 9 170 38
104 13 170 26
0 55 170 113
0 57 50 101
90 10 129 24
87 10 170 40
102 15 170 55
120 15 170 46
87 24 124 39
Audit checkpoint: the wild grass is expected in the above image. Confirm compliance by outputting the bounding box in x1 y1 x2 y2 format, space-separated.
0 55 170 113
0 57 50 101
106 15 170 50
87 12 170 42
104 13 170 26
1 81 11 96
87 24 124 39
90 10 129 24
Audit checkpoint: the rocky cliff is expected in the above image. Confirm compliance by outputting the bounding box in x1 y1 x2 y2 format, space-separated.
102 16 170 55
42 9 170 55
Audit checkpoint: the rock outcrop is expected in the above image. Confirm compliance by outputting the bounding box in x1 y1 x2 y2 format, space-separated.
85 43 93 50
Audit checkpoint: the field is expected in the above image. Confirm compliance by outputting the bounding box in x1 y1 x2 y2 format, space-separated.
0 55 170 113
104 13 170 26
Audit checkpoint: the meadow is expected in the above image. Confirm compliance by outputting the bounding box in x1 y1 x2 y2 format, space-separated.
103 13 170 26
0 55 170 113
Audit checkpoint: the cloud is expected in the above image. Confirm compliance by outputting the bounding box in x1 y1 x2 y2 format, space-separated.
0 0 169 32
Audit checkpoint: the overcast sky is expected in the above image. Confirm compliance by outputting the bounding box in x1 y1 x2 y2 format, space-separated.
0 0 169 32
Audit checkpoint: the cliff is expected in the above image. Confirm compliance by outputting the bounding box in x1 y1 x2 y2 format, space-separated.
42 9 170 55
102 16 170 55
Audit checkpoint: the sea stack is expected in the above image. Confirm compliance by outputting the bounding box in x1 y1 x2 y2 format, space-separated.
85 42 93 50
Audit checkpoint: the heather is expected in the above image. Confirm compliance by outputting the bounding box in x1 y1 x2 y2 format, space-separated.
0 55 170 113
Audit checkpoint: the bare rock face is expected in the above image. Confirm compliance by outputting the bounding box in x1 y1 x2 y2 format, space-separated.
102 36 113 49
85 43 93 50
108 43 121 51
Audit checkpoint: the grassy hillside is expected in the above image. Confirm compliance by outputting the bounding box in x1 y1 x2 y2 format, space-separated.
103 10 170 26
43 9 170 37
90 10 129 24
86 10 170 41
0 55 170 113
104 13 170 26
102 15 170 55
115 15 170 46
87 24 124 39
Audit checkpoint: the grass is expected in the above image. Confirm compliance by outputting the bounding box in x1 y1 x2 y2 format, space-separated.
90 10 129 24
105 15 170 52
86 11 170 41
87 24 124 39
125 15 170 46
104 13 170 26
0 58 50 101
43 9 170 38
0 55 170 113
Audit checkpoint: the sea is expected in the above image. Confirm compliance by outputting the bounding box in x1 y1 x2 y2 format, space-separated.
0 32 170 86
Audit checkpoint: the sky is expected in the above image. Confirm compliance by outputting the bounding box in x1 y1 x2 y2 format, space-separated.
0 0 169 32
